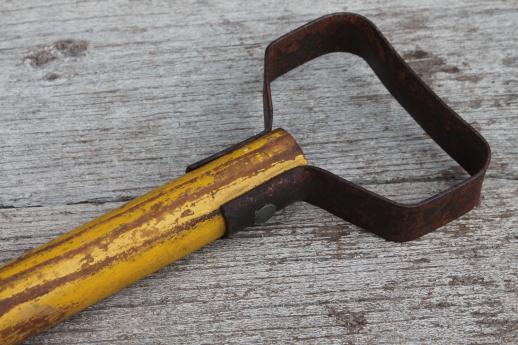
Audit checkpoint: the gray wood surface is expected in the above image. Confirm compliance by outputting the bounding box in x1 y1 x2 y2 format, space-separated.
1 0 516 344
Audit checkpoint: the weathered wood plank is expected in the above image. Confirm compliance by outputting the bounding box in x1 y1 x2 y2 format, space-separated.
0 0 517 344
1 179 516 344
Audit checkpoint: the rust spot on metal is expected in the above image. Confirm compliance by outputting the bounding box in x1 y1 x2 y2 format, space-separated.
181 209 194 217
80 252 95 269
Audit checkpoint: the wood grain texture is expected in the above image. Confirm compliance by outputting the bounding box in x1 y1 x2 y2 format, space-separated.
0 0 516 344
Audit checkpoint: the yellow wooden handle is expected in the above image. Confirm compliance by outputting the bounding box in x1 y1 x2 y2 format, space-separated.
0 129 306 344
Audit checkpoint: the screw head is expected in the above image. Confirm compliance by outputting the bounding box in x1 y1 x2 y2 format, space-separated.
254 203 277 224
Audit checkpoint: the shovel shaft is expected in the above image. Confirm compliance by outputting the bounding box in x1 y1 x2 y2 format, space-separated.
0 129 306 344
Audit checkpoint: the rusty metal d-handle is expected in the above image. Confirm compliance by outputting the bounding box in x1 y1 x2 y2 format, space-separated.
222 13 491 241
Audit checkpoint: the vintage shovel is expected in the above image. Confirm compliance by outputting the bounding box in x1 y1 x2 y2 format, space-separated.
0 13 490 344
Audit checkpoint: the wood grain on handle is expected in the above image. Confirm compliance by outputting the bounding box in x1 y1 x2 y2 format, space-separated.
0 129 307 344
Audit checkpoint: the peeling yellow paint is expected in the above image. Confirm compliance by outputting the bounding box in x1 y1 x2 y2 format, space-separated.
0 129 307 344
